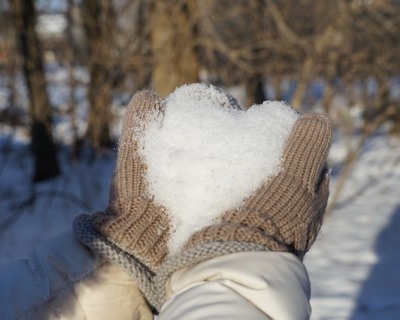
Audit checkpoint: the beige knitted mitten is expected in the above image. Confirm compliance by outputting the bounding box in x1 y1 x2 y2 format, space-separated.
185 113 332 259
73 91 170 307
155 111 332 310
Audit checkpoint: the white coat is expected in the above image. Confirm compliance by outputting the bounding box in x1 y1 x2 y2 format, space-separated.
0 231 311 320
160 251 311 320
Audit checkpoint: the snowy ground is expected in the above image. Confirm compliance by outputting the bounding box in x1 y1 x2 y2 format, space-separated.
305 134 400 319
0 70 399 318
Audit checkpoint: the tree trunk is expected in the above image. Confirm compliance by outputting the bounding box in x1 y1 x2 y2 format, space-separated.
10 0 60 182
245 73 267 109
66 0 82 161
150 0 199 97
82 0 114 149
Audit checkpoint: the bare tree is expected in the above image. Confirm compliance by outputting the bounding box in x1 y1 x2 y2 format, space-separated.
9 0 60 182
81 0 115 149
150 0 199 97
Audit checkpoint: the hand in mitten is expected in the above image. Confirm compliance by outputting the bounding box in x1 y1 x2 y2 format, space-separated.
73 91 170 307
155 86 332 310
74 84 245 311
185 112 332 259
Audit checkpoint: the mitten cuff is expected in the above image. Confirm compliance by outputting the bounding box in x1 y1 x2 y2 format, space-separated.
183 209 293 256
90 196 170 269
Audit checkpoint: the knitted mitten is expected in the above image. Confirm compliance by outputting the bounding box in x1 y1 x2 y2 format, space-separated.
186 113 332 259
73 91 170 308
155 111 332 310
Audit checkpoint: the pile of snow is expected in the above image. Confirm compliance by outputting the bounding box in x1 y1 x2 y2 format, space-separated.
139 84 299 253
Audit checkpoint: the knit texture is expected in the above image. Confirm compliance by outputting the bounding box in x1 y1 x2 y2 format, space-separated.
153 106 332 311
73 91 170 308
184 113 332 260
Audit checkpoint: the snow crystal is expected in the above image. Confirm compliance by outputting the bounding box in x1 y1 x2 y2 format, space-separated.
139 83 299 253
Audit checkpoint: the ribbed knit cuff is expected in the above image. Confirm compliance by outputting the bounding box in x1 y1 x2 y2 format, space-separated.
90 197 170 269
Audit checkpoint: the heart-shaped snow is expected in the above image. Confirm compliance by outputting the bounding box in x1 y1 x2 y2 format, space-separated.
138 84 299 253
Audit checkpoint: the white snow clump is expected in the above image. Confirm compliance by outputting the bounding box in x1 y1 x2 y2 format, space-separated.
138 83 299 253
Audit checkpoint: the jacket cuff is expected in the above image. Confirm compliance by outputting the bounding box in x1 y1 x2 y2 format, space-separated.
73 214 158 310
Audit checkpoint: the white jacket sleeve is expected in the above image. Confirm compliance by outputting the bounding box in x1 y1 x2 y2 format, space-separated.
0 229 152 320
158 251 311 320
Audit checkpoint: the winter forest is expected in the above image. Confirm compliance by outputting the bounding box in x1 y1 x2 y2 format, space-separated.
0 0 400 319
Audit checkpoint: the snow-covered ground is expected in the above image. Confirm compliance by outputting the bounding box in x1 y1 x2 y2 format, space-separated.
305 134 400 319
0 72 399 318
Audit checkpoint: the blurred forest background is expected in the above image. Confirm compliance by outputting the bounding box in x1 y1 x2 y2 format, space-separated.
1 2 400 317
0 0 399 211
